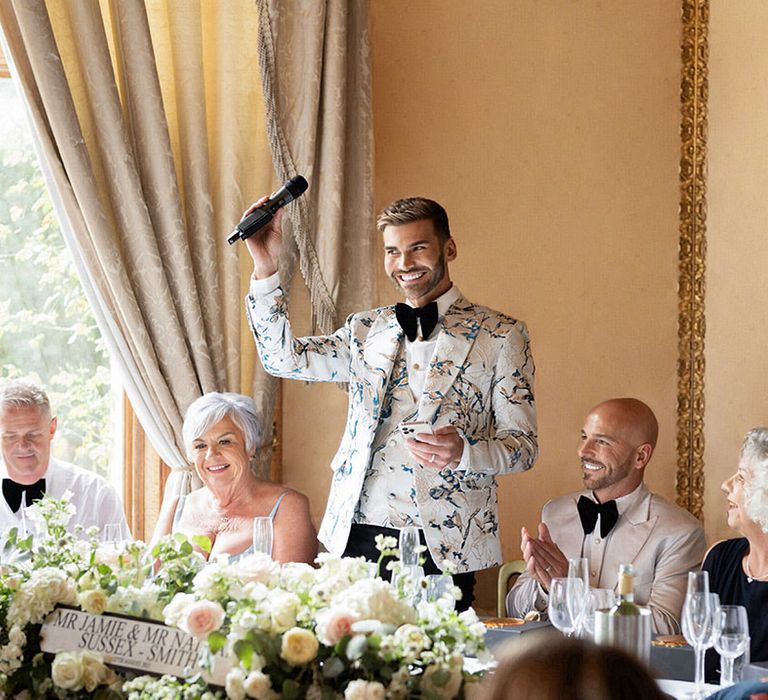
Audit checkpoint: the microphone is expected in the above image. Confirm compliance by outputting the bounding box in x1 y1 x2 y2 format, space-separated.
227 175 308 245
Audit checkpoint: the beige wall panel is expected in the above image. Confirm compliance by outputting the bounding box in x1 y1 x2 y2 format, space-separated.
283 1 682 612
705 1 768 544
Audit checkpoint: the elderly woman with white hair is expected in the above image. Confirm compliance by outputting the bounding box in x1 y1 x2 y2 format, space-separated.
703 427 768 677
152 392 317 564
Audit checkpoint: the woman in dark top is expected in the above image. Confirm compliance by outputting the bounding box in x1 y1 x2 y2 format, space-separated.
702 427 768 682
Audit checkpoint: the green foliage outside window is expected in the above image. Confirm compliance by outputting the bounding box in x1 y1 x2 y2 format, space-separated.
0 80 113 478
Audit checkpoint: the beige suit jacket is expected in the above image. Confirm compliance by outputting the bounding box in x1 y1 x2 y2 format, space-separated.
506 483 706 634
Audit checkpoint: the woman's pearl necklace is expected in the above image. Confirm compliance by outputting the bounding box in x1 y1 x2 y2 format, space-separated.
745 555 768 583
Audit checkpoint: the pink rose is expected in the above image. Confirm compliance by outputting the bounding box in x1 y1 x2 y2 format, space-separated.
315 607 356 646
183 600 225 640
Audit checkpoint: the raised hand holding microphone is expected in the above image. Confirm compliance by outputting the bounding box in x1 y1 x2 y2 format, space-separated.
235 175 308 279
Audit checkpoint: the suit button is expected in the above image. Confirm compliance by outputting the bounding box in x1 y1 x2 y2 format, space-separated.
595 538 601 544
388 440 397 448
591 570 597 577
413 362 421 370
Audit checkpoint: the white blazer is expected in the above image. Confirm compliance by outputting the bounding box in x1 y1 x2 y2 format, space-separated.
247 287 538 573
507 483 706 634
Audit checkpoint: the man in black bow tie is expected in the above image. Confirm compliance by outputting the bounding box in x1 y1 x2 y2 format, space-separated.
0 379 129 542
506 398 705 634
244 195 537 610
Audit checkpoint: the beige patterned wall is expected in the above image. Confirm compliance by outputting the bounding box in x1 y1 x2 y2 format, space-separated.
280 0 684 613
704 1 768 543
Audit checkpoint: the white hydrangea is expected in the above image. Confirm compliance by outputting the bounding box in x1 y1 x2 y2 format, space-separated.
163 592 196 628
107 583 165 620
333 578 417 627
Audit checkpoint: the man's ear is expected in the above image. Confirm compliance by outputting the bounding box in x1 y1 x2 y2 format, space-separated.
49 416 58 439
635 443 652 469
444 238 457 262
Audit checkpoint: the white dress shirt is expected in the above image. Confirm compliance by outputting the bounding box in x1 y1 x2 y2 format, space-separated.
0 457 129 541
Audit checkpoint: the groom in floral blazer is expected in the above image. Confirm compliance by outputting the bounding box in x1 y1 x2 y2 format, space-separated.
244 195 538 608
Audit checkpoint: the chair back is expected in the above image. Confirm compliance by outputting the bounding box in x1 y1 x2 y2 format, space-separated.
497 560 527 617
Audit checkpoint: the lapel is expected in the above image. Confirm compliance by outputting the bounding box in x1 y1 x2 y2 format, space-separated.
609 483 657 565
417 295 480 423
555 493 588 557
361 307 404 423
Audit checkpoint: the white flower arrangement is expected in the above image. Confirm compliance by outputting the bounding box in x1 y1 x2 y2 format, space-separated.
0 496 488 699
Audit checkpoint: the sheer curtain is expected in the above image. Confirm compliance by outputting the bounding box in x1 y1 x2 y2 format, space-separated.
0 0 374 502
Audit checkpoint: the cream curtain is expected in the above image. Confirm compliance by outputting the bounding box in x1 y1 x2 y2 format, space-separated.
0 0 274 492
0 0 374 504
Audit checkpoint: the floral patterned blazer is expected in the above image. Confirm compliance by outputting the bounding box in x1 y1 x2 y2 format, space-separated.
246 287 538 573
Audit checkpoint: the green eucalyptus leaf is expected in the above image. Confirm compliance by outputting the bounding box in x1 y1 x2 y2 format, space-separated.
207 631 226 655
191 535 212 554
234 640 254 671
321 655 345 678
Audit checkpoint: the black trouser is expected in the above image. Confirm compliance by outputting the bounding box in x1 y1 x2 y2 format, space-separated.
342 523 476 612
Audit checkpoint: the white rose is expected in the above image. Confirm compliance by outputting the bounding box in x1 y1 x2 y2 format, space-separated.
225 667 246 700
344 679 386 700
78 589 108 615
243 669 272 698
183 600 226 640
51 651 83 690
80 650 109 692
315 607 357 646
280 627 319 665
237 553 279 585
268 590 299 633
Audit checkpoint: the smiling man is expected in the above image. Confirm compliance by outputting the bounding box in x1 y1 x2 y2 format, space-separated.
244 196 538 610
506 397 706 633
0 379 129 541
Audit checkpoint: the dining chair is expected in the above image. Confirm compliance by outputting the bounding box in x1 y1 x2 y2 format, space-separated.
497 559 527 617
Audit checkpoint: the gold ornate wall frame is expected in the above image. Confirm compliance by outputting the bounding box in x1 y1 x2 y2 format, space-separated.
676 0 708 519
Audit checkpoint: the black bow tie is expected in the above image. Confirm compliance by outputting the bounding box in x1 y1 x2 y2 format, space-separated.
2 478 46 514
577 495 619 538
395 302 439 342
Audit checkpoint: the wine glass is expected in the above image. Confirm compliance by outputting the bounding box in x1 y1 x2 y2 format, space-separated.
581 588 617 639
567 557 590 634
424 574 454 606
102 523 123 544
682 572 719 698
399 526 419 566
252 517 274 557
391 564 424 603
548 577 582 637
714 605 749 687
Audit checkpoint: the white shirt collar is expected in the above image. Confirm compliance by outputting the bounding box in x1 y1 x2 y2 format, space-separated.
405 284 461 320
0 459 51 482
589 481 646 516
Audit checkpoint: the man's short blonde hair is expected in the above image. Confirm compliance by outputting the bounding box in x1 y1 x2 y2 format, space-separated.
376 197 451 242
0 379 51 419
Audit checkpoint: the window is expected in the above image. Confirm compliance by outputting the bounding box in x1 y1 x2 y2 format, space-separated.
0 63 123 492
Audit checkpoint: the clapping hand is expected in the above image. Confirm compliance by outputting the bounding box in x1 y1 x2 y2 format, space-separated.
521 522 569 591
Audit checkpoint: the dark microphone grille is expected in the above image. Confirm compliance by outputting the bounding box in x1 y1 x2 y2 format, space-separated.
285 175 308 200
